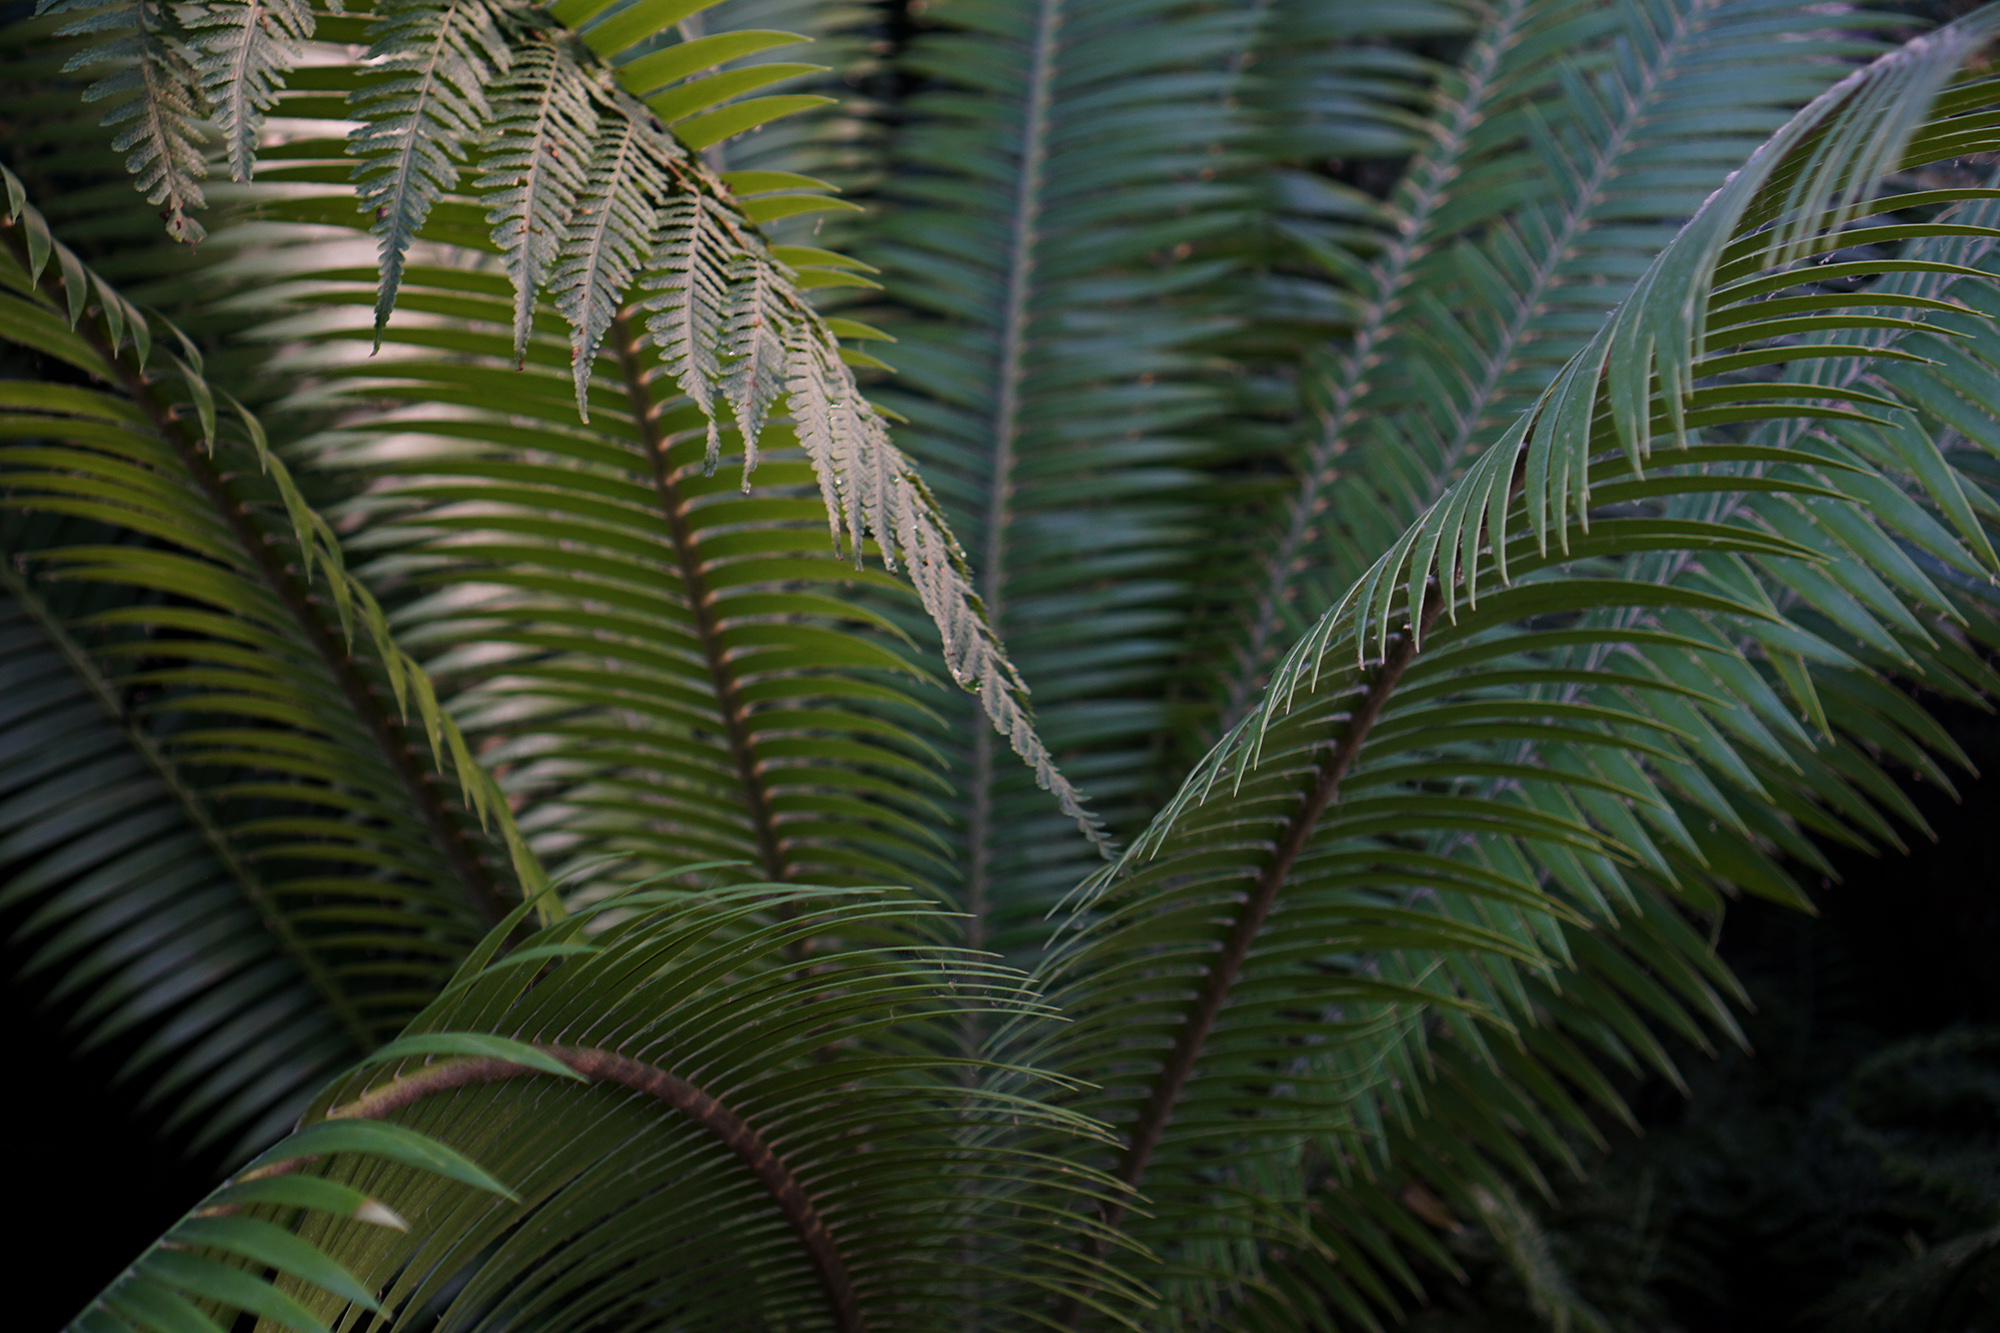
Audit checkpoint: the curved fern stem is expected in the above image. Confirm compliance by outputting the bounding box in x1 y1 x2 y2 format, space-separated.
0 216 519 928
611 309 791 883
1062 585 1447 1326
323 1044 865 1333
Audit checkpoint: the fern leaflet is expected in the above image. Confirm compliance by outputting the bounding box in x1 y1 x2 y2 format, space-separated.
190 0 315 182
551 104 680 415
40 0 208 241
349 0 512 338
717 251 788 472
477 34 597 364
642 193 737 467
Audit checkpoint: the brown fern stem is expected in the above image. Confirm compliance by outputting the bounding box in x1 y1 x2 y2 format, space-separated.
322 1044 864 1333
1061 584 1445 1327
610 310 790 884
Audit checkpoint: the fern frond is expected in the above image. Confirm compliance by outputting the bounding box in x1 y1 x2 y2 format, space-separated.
865 0 1251 958
0 177 556 1161
478 33 598 364
0 565 363 1157
1207 0 1875 731
73 881 1142 1333
243 20 1109 868
643 192 738 461
38 0 208 240
549 100 681 413
189 0 314 182
348 0 512 338
1028 21 2000 1323
717 247 789 456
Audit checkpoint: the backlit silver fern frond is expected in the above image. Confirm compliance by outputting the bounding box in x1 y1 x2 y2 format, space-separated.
479 34 598 364
190 0 315 182
349 0 514 338
40 0 208 240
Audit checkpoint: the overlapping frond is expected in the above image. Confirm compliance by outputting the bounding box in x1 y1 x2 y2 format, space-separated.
28 1 2000 1330
1206 0 1879 733
71 880 1139 1333
0 177 551 1152
0 565 361 1156
248 256 958 895
863 0 1253 959
1025 24 2000 1326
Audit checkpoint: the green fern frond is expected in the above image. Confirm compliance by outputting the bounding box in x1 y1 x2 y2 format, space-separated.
0 177 556 1150
70 880 1142 1333
864 0 1252 958
478 33 599 365
189 0 315 183
246 38 1110 866
0 566 363 1157
348 0 514 337
36 0 208 240
1026 21 2000 1323
1208 0 1878 733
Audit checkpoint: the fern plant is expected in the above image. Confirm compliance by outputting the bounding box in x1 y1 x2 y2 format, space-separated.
12 0 2000 1328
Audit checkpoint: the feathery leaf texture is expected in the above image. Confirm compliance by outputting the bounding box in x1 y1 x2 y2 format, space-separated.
479 34 598 364
28 1 2000 1329
31 0 1103 844
72 881 1140 1333
254 256 954 893
190 0 315 182
1208 0 1879 732
866 0 1249 957
1021 15 2000 1324
349 0 514 336
0 171 556 1141
551 104 681 411
35 0 208 240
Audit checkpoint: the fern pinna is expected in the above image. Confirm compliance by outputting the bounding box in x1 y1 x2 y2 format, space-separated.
10 0 2000 1330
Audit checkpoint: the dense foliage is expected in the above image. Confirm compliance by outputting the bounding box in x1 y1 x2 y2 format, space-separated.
6 0 2000 1327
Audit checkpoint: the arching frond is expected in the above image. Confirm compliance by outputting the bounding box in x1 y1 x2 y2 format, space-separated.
72 880 1141 1333
1205 0 1878 735
1027 21 2000 1325
257 254 963 895
0 565 361 1157
0 177 551 1152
